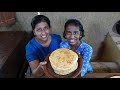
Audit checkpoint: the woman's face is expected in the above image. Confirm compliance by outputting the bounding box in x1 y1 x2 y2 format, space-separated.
65 25 81 46
34 22 50 42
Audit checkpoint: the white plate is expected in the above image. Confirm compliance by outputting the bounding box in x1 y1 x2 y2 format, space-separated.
110 76 120 78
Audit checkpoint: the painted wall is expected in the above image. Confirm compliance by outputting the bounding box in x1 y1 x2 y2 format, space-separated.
99 31 120 65
1 12 120 60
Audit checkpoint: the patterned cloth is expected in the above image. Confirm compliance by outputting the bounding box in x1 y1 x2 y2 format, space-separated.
60 41 93 77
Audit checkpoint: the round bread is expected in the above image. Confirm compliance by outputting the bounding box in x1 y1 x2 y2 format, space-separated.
49 48 78 75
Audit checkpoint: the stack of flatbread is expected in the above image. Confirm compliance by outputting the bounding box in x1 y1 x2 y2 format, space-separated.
49 48 78 75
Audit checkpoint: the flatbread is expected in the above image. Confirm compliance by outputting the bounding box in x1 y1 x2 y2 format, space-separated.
49 48 78 75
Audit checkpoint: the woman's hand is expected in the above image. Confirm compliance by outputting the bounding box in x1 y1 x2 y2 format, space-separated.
39 61 47 70
30 61 47 78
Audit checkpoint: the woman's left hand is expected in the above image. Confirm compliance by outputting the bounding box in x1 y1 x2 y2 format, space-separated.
39 61 47 70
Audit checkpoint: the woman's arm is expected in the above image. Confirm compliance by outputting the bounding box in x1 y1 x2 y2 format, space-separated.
80 46 93 77
29 60 47 78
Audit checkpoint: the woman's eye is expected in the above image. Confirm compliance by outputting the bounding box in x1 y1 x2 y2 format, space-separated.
44 26 49 30
66 31 71 35
74 31 79 35
37 29 42 32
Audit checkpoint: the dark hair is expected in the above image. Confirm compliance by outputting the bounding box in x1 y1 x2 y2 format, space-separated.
31 15 51 30
116 20 120 35
63 19 85 40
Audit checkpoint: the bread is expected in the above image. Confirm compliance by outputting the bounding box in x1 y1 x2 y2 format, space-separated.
49 48 78 75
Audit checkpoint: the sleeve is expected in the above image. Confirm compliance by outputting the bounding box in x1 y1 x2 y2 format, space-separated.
82 46 93 61
60 42 65 48
54 34 62 47
60 42 68 48
80 45 93 77
26 44 39 62
80 61 88 77
54 34 62 43
58 35 62 43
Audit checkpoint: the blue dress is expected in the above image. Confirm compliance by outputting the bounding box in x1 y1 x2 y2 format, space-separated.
26 34 62 62
60 40 93 77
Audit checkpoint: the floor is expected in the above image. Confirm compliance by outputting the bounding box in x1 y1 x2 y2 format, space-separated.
82 73 120 78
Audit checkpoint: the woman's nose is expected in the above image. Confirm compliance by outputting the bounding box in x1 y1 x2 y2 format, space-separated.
41 30 46 35
70 33 75 39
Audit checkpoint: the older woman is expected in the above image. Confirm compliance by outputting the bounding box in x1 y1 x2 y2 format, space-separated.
26 15 62 77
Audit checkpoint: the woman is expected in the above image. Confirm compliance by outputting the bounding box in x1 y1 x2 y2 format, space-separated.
60 19 93 77
26 15 62 77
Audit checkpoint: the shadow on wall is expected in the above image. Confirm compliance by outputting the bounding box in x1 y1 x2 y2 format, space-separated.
92 31 120 66
84 22 108 60
92 33 108 61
